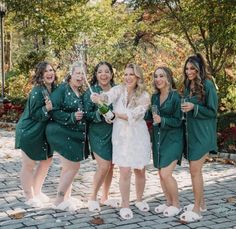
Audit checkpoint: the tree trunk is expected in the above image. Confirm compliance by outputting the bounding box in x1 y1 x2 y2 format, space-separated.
4 31 12 72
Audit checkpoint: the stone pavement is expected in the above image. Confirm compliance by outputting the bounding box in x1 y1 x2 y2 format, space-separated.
0 127 236 229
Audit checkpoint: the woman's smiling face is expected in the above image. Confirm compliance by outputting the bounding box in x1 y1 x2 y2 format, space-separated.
154 69 169 90
70 67 84 87
185 62 198 81
43 64 55 86
96 64 112 87
124 67 138 90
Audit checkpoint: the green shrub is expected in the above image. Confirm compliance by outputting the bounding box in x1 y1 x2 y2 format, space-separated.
217 112 236 154
17 50 48 75
217 112 236 131
5 74 31 103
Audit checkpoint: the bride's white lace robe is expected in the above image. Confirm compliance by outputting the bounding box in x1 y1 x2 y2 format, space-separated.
103 85 151 169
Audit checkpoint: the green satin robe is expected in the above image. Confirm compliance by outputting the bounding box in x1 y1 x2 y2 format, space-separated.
151 90 183 169
46 83 89 162
15 85 55 160
184 79 218 160
83 84 113 161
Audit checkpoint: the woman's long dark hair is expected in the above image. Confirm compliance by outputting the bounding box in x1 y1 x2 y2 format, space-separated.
32 61 57 86
90 61 114 86
183 53 211 102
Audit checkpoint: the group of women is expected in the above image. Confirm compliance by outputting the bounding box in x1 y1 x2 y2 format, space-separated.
15 53 218 223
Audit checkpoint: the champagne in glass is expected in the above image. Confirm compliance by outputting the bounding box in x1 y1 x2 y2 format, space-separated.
151 105 159 125
42 88 50 99
181 97 187 120
152 105 159 114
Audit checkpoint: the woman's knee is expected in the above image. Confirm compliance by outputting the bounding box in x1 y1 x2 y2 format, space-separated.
98 162 111 174
63 162 80 172
190 165 202 178
134 168 145 179
22 160 35 172
22 163 35 173
60 156 80 171
21 152 35 170
72 162 80 171
159 170 171 180
39 157 53 168
120 167 131 180
159 162 176 180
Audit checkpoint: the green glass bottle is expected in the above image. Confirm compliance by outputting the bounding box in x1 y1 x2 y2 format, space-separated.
97 103 115 121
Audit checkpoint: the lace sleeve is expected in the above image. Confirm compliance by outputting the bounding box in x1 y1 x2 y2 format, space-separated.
127 92 150 124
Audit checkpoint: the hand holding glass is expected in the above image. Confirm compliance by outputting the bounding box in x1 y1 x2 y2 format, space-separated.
75 107 83 120
42 89 53 111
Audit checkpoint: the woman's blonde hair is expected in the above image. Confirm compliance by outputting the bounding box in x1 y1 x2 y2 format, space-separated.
125 63 146 97
153 66 176 93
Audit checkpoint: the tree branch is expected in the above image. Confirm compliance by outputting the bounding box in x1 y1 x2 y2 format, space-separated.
215 45 233 74
199 25 214 74
164 0 197 53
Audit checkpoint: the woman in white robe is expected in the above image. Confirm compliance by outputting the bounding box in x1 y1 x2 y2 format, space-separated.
91 63 151 220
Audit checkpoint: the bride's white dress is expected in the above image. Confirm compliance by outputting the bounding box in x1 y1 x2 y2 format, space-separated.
104 85 151 169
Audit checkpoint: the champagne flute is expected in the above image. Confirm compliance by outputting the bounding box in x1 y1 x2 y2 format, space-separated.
76 107 84 121
151 105 159 114
77 106 84 113
42 88 53 111
181 97 187 120
151 105 159 125
42 88 50 100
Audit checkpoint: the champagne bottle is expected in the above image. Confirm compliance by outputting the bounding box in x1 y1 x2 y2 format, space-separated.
97 102 115 121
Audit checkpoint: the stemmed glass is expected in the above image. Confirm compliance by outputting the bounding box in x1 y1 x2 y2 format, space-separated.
181 97 187 120
151 105 160 125
42 88 50 99
77 107 83 112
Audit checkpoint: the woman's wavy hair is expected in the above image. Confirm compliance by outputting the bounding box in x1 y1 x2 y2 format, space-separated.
153 66 176 93
124 63 146 98
183 53 211 102
64 61 87 93
32 61 57 86
90 61 115 86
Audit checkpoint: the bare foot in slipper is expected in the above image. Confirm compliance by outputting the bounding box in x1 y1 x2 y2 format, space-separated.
163 206 182 217
184 203 207 212
154 203 169 214
135 201 150 212
101 199 120 208
180 210 203 223
88 200 101 212
119 208 133 220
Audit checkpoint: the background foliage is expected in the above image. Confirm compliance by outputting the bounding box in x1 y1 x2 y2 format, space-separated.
0 0 235 113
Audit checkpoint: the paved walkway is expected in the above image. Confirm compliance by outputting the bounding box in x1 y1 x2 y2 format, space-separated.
0 127 236 229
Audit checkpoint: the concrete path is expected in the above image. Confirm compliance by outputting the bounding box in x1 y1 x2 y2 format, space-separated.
0 128 236 229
